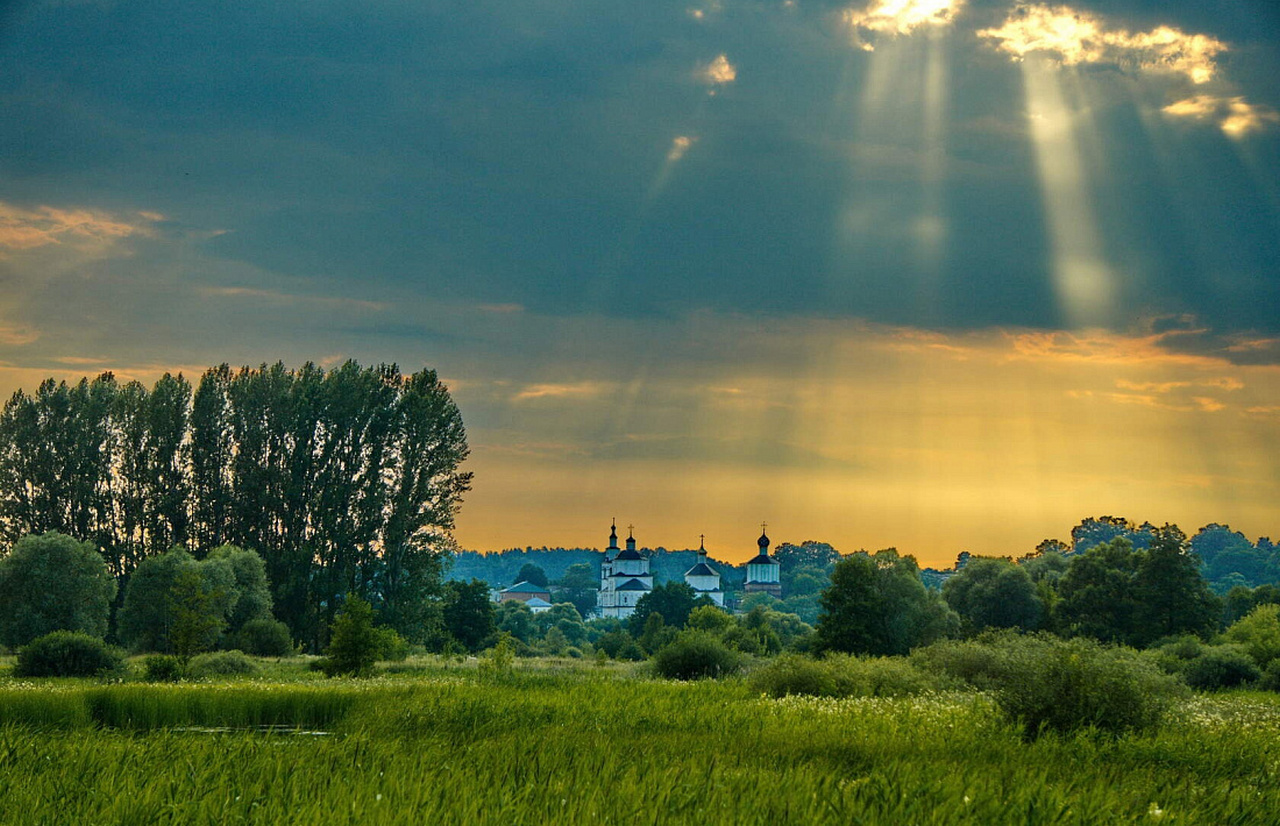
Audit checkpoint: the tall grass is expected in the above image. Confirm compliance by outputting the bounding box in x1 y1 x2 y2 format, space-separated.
1 665 1279 823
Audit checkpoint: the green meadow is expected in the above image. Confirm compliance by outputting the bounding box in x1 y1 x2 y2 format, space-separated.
1 657 1279 825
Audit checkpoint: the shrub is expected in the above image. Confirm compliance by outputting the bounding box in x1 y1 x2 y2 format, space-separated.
142 655 184 682
1261 659 1280 692
910 634 1018 690
374 627 410 662
13 631 125 678
237 619 293 657
186 650 259 679
1223 604 1280 670
992 634 1185 737
1182 645 1261 690
749 654 836 697
323 595 379 678
652 631 742 680
0 532 117 648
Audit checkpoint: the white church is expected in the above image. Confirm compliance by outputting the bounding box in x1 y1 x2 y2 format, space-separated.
598 520 776 619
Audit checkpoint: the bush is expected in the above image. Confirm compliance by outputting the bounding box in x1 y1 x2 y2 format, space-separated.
910 634 1017 690
323 595 379 678
186 650 259 679
749 654 836 697
142 655 184 682
652 631 742 680
1261 659 1280 692
750 653 944 699
991 634 1185 737
374 627 410 662
1223 604 1280 670
13 631 125 678
237 619 293 657
1182 645 1261 690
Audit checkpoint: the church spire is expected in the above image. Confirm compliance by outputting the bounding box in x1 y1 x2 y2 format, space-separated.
608 518 619 552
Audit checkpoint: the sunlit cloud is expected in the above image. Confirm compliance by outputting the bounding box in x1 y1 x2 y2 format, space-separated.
666 135 697 162
0 202 154 255
197 285 387 312
512 381 614 402
697 54 736 86
978 4 1227 84
842 0 963 50
1163 95 1280 138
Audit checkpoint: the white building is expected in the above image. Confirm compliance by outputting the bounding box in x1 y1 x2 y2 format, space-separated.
683 536 724 607
597 521 653 619
743 527 782 598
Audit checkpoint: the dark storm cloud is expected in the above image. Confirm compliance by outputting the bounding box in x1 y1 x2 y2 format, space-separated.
0 0 1277 338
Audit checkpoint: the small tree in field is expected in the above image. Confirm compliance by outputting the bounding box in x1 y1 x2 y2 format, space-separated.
322 594 380 677
0 532 117 648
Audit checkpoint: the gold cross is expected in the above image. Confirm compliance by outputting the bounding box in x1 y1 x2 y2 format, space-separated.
761 521 768 532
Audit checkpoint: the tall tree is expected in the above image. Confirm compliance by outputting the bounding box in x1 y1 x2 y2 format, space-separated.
943 557 1043 633
0 532 117 647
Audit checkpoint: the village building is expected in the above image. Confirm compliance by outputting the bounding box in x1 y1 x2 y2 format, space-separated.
498 581 553 604
683 536 724 607
597 521 653 619
743 526 782 599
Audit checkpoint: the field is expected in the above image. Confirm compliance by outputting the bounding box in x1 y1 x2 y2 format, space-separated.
1 657 1279 824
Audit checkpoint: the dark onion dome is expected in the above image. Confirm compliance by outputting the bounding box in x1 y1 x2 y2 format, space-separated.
614 546 643 561
616 578 650 591
758 530 770 549
685 561 718 577
745 553 778 566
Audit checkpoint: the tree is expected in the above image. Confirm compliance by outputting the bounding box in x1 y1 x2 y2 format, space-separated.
816 550 958 656
556 562 598 617
0 532 117 648
628 582 697 636
1055 538 1141 644
442 579 495 652
1133 529 1220 646
943 558 1043 633
206 544 273 635
117 545 243 654
167 566 229 662
515 563 548 588
323 594 380 677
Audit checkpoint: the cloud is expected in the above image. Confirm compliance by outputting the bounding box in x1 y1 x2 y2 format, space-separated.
197 286 387 312
977 4 1227 84
1163 95 1280 137
0 202 154 255
511 381 614 402
697 54 736 85
667 135 697 163
841 0 964 50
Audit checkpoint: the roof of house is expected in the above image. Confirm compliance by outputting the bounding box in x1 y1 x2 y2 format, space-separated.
614 548 643 561
746 554 779 566
616 578 651 591
524 597 553 608
502 581 551 594
685 562 719 577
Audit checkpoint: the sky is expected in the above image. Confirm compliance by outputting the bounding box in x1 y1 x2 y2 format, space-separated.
1 0 1278 566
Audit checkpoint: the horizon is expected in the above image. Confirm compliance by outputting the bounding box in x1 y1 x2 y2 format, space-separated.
1 0 1277 571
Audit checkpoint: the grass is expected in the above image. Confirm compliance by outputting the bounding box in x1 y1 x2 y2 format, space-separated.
0 659 1278 823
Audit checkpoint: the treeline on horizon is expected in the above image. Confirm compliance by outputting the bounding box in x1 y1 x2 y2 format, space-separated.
0 362 471 648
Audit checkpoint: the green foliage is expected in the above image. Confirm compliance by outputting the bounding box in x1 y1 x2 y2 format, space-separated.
750 653 942 698
119 546 240 655
479 633 516 677
555 562 599 617
0 532 117 648
628 581 698 635
373 627 410 662
652 630 742 680
167 565 229 661
515 563 548 588
1223 604 1280 669
142 655 184 682
943 557 1043 633
322 595 380 678
816 550 959 656
638 612 676 654
686 604 734 633
495 600 536 643
989 634 1185 737
187 650 259 679
237 619 294 657
205 545 273 633
14 631 125 678
1181 645 1260 691
442 579 495 653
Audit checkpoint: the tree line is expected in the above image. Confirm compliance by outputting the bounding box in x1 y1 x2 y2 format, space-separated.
0 362 471 648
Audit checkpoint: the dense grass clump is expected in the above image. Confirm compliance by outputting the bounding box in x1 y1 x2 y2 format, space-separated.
750 654 944 698
186 650 259 679
13 631 124 678
652 630 741 680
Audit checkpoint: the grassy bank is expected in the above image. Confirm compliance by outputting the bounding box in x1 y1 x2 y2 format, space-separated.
1 664 1278 823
